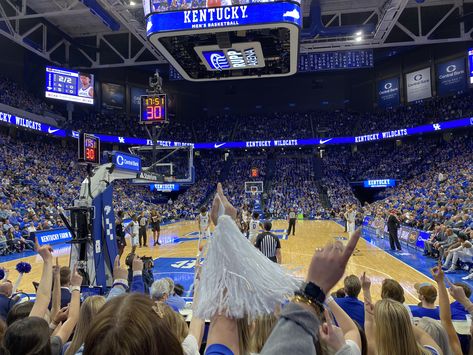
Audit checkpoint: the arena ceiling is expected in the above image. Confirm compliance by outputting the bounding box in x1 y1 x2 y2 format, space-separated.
0 0 472 68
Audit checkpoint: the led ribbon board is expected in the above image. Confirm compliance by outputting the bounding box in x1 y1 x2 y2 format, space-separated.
363 179 396 188
146 1 301 81
1 110 472 149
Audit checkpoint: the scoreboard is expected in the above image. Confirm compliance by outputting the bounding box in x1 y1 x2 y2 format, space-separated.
298 50 374 72
45 67 94 105
140 94 167 124
78 133 100 165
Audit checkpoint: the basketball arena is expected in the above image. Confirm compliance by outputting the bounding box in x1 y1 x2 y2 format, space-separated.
0 0 473 354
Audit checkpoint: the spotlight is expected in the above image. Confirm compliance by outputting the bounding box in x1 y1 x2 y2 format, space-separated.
355 31 363 36
355 36 363 42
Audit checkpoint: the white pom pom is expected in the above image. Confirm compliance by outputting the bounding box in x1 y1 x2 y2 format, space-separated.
195 215 301 320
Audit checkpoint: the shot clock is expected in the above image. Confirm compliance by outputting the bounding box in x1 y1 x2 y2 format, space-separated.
140 94 167 124
78 133 100 165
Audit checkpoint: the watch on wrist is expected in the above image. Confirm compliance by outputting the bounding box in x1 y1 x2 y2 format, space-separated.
300 281 326 303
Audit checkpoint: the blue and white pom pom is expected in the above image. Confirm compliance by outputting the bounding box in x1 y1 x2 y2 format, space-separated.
16 262 32 274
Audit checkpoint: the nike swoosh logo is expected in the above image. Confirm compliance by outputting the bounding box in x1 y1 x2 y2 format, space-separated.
214 143 226 148
48 127 60 134
319 138 332 144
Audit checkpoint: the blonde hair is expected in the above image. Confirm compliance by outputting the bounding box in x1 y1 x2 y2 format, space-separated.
65 295 106 355
249 314 278 353
374 299 430 355
417 317 452 355
160 302 188 343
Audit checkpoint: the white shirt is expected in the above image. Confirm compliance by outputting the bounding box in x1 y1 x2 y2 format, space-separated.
199 212 209 229
249 219 259 236
182 334 199 355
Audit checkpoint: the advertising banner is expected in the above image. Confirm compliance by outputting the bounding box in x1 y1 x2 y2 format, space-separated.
377 77 400 108
406 67 432 102
437 58 466 96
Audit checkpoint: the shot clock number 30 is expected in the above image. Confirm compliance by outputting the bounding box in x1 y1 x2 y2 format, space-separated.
140 94 167 124
78 133 100 165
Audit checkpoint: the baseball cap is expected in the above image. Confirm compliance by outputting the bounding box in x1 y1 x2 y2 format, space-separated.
414 282 437 301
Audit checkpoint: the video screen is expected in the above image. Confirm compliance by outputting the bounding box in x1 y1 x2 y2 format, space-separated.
148 0 300 13
45 67 94 105
130 86 148 113
102 83 125 109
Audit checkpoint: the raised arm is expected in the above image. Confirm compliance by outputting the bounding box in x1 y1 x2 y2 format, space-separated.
55 264 83 344
189 262 205 348
262 230 361 355
431 262 462 355
29 245 54 318
51 258 61 321
325 296 361 348
361 273 376 355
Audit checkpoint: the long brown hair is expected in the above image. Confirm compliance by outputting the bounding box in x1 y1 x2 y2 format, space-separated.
83 293 183 355
374 299 430 355
65 295 106 355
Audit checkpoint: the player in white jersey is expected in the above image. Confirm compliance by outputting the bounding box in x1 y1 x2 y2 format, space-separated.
241 205 250 235
78 72 94 98
125 214 139 253
345 205 357 235
248 212 262 244
197 207 210 238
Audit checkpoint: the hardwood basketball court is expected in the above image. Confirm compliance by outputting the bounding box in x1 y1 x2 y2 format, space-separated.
1 220 434 304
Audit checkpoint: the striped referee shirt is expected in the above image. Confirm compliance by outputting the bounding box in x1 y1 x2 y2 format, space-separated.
255 232 281 262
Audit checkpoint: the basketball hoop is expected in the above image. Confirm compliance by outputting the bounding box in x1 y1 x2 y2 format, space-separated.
250 186 258 198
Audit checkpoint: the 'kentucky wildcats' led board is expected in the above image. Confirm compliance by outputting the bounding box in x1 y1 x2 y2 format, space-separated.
144 0 301 81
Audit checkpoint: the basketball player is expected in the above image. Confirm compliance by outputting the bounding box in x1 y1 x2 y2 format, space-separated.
150 209 161 246
197 207 210 239
248 212 262 244
346 205 357 235
241 205 251 236
125 215 139 254
78 73 94 98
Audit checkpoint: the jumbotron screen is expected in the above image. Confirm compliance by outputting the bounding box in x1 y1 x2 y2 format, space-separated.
147 0 300 13
45 67 94 105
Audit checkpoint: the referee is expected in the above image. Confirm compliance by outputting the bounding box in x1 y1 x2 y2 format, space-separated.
287 208 296 236
255 221 281 264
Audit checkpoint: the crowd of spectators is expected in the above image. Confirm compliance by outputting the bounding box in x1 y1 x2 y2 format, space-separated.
266 155 321 219
0 75 55 116
2 187 473 355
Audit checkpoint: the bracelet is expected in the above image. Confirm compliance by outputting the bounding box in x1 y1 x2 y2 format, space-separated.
132 271 143 277
49 322 58 330
70 286 81 293
113 282 129 291
293 294 325 314
113 279 129 286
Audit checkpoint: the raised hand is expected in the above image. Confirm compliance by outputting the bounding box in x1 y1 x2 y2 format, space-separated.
430 260 444 283
360 272 371 291
53 306 69 324
306 229 361 294
37 245 54 264
210 183 237 225
113 255 128 281
70 264 83 287
447 281 469 303
318 309 346 351
53 257 60 276
132 255 143 272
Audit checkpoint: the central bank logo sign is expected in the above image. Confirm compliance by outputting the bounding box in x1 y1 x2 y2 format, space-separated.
196 42 266 72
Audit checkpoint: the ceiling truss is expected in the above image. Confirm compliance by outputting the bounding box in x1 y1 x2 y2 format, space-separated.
300 0 473 53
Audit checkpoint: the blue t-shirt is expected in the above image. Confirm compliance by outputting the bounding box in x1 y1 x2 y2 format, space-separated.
409 305 440 320
205 344 234 355
450 301 469 320
335 296 365 328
